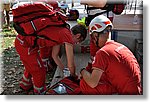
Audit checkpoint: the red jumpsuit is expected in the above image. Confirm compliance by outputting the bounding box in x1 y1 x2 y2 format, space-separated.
39 47 53 72
15 26 73 94
80 41 142 95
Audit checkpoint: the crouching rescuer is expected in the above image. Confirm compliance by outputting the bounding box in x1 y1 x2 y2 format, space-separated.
79 15 142 95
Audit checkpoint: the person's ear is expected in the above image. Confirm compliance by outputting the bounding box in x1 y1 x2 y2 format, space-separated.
93 33 98 41
93 35 98 42
76 33 81 39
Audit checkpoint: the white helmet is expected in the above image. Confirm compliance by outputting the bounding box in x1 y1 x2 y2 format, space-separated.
89 15 113 35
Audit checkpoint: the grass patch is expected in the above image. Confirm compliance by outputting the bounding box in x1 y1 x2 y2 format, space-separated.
1 26 17 37
0 26 16 50
0 37 15 50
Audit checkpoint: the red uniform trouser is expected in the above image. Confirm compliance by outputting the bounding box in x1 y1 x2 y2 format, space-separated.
40 46 58 72
15 37 46 94
80 79 117 95
40 46 52 71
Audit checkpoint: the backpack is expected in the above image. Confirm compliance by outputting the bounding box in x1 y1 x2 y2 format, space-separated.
112 4 125 15
85 2 126 26
67 9 79 21
46 76 82 95
101 2 126 15
12 2 69 47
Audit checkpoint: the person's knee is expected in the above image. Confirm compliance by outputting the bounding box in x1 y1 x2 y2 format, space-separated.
80 79 88 91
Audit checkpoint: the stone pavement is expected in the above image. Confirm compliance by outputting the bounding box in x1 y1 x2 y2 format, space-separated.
50 52 90 87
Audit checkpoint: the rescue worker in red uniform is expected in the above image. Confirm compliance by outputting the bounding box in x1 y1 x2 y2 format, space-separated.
86 16 114 73
39 0 62 72
15 24 87 94
79 15 142 95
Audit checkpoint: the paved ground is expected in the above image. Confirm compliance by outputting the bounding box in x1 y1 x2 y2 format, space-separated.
50 52 90 87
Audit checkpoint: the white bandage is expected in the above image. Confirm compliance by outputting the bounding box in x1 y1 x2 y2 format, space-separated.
73 0 81 3
66 0 72 4
66 0 81 4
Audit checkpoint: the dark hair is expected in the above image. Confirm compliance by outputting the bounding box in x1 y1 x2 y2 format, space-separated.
71 24 87 41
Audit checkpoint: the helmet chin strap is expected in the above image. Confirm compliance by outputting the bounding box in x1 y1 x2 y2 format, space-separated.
96 39 99 47
96 33 100 47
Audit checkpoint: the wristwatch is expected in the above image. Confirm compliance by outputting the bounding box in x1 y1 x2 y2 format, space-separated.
80 68 85 74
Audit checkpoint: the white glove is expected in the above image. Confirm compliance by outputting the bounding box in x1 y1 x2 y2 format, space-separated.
63 68 70 77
